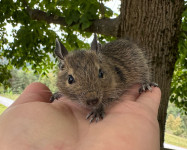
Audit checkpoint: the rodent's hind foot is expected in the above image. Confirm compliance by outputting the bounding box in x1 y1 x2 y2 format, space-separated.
50 92 63 103
139 82 158 94
86 105 105 123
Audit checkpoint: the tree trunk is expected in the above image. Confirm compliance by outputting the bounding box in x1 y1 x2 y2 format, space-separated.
118 0 184 147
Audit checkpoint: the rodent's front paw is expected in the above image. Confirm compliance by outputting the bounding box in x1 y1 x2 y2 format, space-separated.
86 105 105 123
50 92 63 103
139 82 158 93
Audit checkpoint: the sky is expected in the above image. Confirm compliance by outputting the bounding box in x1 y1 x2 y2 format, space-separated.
105 0 120 16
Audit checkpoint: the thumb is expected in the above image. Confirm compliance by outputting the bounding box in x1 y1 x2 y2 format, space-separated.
10 82 52 108
137 87 161 115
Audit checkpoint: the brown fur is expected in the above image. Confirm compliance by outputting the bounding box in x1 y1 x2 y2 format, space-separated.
56 39 151 110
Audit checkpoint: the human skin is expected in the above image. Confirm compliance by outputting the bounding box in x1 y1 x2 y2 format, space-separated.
0 82 161 150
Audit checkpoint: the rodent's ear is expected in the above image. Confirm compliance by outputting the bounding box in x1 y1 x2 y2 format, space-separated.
55 38 68 60
91 33 101 53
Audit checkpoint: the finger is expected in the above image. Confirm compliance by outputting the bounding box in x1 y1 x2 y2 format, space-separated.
10 82 52 107
137 87 161 114
120 84 140 101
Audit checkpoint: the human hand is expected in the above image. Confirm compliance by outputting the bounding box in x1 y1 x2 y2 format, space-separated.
0 82 161 150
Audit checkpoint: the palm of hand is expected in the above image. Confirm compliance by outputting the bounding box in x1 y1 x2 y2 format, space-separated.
0 83 160 150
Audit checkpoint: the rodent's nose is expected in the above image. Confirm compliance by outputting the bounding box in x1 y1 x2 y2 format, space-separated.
86 98 99 106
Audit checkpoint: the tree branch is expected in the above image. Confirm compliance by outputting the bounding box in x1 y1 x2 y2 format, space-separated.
21 0 120 36
86 17 120 37
28 9 67 26
25 8 120 37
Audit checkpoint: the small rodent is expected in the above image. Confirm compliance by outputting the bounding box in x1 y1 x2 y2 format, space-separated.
50 34 158 123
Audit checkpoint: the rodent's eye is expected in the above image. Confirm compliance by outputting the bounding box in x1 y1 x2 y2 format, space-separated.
68 75 75 84
98 69 104 78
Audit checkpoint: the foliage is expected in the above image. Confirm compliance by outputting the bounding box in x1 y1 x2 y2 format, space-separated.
167 102 181 117
8 69 38 93
0 104 7 115
0 64 11 88
39 71 58 93
166 114 175 131
0 68 59 94
173 116 183 135
170 3 187 113
166 102 187 137
0 93 19 100
165 133 187 148
182 115 187 137
166 114 183 136
0 0 114 87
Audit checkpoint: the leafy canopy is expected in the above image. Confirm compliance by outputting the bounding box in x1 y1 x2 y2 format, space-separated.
0 0 114 86
170 7 187 113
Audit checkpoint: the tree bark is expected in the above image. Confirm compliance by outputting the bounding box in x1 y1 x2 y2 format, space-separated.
118 0 184 147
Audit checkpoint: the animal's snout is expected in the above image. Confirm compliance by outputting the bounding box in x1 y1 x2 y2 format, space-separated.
86 98 99 106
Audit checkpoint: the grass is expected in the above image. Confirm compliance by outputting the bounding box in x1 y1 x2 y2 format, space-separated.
0 93 20 100
0 104 7 115
165 132 187 148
